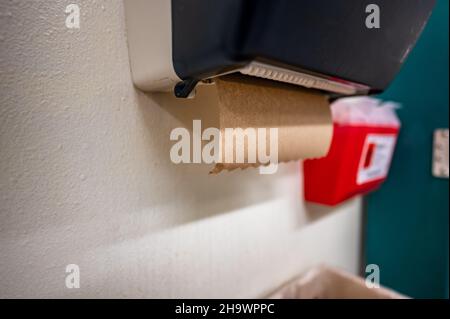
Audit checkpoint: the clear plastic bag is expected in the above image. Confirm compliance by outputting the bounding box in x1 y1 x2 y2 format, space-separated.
331 96 401 128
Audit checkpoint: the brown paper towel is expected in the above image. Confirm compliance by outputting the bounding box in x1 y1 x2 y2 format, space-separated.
211 75 333 174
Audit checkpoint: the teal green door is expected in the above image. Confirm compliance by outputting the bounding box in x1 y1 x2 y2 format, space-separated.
366 0 449 299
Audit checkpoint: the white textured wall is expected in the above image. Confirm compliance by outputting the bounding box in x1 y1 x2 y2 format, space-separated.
0 0 362 298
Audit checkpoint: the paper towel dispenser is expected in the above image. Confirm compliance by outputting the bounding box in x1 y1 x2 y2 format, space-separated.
124 0 435 98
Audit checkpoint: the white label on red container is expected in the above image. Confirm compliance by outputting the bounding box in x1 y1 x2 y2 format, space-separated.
357 134 397 185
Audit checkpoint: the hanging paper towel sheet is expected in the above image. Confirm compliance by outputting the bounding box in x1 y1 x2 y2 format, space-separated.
210 75 333 174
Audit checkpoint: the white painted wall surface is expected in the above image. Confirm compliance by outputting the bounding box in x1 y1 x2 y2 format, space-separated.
0 1 362 298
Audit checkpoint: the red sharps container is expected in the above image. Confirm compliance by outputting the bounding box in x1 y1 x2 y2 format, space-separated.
304 97 400 206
